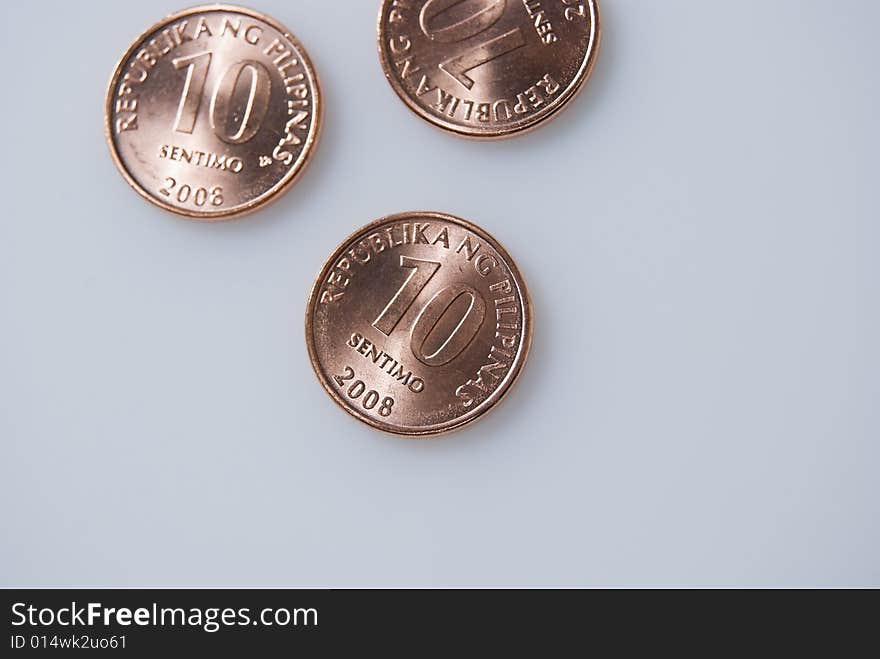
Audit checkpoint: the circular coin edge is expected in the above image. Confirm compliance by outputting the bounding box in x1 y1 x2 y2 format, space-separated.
104 3 324 220
304 211 534 437
375 0 601 140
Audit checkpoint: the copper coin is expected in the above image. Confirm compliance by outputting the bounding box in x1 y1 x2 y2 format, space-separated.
306 212 532 437
377 0 601 138
105 5 322 220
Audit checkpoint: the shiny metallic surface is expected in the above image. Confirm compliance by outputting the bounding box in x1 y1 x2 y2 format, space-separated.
105 5 322 219
378 0 600 138
306 212 532 437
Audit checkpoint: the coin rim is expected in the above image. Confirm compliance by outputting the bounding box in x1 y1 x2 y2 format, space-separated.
104 4 323 220
305 211 533 437
376 0 601 140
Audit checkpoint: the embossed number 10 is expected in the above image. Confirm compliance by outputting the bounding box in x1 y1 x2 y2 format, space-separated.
373 256 487 367
420 0 525 90
171 51 271 144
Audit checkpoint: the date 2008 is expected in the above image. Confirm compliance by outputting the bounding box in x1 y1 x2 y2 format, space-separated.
333 367 394 417
159 177 223 207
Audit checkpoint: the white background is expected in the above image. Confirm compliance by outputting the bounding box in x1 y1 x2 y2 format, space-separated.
1 0 878 586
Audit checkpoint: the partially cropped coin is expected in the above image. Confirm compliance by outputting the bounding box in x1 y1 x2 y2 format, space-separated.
378 0 600 138
306 212 532 437
105 5 322 219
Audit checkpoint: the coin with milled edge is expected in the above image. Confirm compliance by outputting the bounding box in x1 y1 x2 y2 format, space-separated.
105 5 322 220
378 0 600 138
306 212 532 437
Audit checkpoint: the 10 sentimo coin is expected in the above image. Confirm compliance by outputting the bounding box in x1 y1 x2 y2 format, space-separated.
378 0 600 138
306 212 532 437
105 5 322 219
